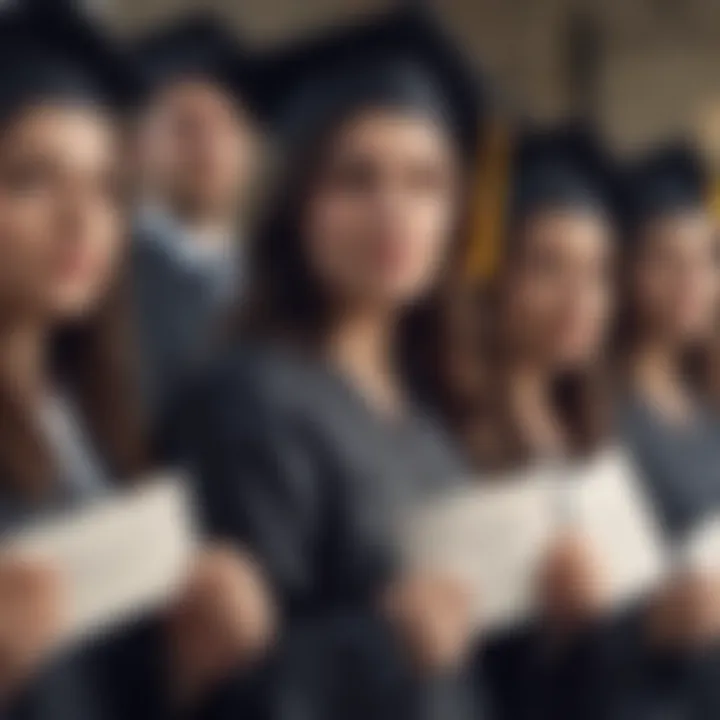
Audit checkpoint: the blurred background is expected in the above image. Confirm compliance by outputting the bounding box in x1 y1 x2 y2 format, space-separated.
93 0 720 163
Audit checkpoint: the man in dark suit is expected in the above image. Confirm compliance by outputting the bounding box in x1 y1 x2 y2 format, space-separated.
130 13 265 417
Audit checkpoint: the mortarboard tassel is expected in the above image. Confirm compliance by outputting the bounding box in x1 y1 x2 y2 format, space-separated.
465 117 512 282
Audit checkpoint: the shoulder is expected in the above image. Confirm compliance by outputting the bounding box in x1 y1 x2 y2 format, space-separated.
176 341 327 429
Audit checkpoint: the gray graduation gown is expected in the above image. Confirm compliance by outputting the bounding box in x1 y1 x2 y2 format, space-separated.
163 342 482 720
131 211 238 420
614 395 720 719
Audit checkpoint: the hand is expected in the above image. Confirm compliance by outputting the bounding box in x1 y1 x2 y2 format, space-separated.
540 533 606 633
0 556 64 700
647 571 720 650
380 572 475 675
167 544 278 708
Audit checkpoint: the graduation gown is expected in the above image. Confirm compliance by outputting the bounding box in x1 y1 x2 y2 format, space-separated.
0 396 164 720
163 342 482 720
614 395 720 719
131 209 238 420
479 457 621 720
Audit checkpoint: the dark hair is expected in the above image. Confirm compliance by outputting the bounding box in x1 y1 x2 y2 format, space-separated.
437 222 611 472
238 110 471 400
0 257 147 500
615 221 720 406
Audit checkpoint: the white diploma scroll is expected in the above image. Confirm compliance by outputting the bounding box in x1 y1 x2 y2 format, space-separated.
400 448 667 634
5 475 197 648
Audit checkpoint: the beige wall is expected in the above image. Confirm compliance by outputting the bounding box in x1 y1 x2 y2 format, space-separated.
112 0 720 153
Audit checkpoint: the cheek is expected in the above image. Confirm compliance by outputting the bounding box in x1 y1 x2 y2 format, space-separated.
635 267 669 316
86 206 123 282
0 194 56 302
510 275 565 330
304 195 366 287
402 193 455 271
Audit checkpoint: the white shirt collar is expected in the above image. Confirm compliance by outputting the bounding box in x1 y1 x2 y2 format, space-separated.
136 204 239 270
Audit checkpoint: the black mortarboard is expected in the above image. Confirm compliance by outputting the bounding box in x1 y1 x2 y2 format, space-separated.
259 5 484 157
624 143 708 229
0 0 141 124
464 122 618 279
509 123 618 223
134 12 263 114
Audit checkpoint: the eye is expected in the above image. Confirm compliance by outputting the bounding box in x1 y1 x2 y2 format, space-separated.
405 160 452 195
325 155 378 194
0 156 54 195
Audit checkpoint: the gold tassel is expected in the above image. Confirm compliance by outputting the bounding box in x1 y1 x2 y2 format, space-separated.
465 118 512 281
707 176 720 224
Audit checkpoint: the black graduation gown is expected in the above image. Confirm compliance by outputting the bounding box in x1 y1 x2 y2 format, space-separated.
163 342 483 720
479 461 620 720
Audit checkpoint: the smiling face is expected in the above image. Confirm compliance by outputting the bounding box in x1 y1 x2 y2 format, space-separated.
630 209 719 347
300 108 461 313
0 103 124 323
502 207 616 371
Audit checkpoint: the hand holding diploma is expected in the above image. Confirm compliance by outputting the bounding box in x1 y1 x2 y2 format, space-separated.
380 572 475 675
167 544 278 708
647 518 720 649
0 475 282 709
647 571 720 649
5 476 197 648
540 532 608 634
400 448 667 635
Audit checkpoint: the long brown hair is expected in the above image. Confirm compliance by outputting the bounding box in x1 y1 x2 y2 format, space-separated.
0 249 147 502
237 114 473 402
436 242 611 472
614 226 720 407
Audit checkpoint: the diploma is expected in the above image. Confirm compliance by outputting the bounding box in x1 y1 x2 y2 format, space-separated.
400 464 556 633
400 448 666 634
560 448 667 609
5 475 197 647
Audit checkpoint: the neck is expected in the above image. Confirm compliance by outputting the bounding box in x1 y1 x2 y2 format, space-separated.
506 359 566 456
507 361 554 421
0 318 48 404
325 306 401 417
629 337 693 418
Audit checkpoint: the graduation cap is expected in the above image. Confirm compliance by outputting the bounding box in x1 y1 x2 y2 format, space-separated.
134 12 264 116
0 0 142 123
259 4 484 157
623 143 709 230
465 122 619 280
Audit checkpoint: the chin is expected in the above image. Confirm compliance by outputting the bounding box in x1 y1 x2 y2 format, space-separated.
551 349 597 373
370 274 434 304
47 292 104 323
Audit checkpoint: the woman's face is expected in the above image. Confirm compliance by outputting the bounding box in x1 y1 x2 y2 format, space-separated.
631 209 719 345
302 109 460 310
503 208 615 370
0 104 123 322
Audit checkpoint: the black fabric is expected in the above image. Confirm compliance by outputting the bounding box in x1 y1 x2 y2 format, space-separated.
161 342 477 719
612 399 720 719
0 0 141 124
259 5 483 157
134 11 264 115
482 619 621 720
623 143 707 231
508 124 617 224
